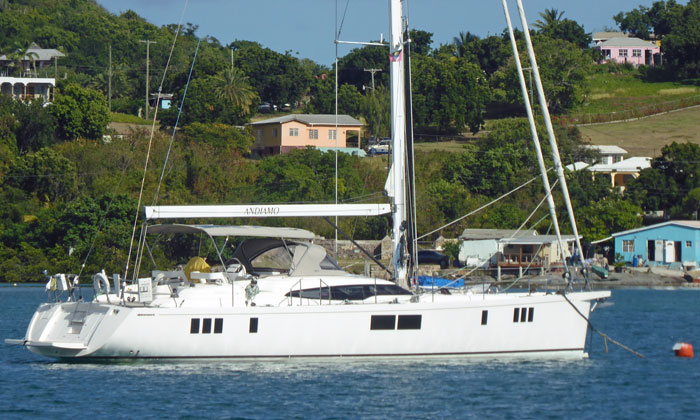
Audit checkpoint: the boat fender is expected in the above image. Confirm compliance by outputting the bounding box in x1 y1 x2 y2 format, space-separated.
92 272 110 295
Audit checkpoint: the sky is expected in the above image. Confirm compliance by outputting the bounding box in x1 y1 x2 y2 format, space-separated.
96 0 678 66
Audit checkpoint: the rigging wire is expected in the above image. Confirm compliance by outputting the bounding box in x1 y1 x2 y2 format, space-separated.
562 293 645 358
417 172 542 240
124 0 189 282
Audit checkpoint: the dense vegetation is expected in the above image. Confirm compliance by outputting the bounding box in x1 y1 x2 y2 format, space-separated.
2 0 700 282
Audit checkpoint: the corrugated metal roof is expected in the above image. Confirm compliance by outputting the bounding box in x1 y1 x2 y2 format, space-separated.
584 145 628 155
501 235 578 245
460 229 537 240
612 221 700 237
598 37 658 48
250 114 363 126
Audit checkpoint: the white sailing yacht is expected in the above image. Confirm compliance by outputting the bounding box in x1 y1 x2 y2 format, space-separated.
6 0 610 360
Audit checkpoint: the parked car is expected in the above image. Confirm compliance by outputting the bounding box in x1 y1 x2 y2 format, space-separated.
257 102 277 113
366 139 391 156
417 250 450 269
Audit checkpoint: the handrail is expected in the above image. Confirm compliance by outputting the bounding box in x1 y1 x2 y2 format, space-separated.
279 279 332 306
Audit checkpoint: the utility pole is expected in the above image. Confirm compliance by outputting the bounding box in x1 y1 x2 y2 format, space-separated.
139 40 156 120
108 44 112 111
363 68 382 92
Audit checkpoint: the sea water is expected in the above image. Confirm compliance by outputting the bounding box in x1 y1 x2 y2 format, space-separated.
1 285 698 420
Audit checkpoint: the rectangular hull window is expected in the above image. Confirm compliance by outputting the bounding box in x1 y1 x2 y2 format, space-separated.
397 315 421 330
481 310 488 325
513 308 520 323
190 318 200 334
249 317 258 333
520 308 528 323
528 307 534 322
214 318 223 334
370 315 396 330
202 318 212 334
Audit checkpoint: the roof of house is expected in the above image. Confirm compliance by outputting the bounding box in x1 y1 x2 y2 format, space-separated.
0 42 65 61
500 235 579 245
612 221 700 238
597 37 658 48
587 156 652 173
250 114 363 127
460 229 537 240
584 145 628 155
565 162 591 172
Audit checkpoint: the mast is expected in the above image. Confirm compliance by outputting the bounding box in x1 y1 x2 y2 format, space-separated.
387 0 409 287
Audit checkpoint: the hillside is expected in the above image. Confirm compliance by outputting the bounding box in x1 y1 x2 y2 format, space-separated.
578 105 700 157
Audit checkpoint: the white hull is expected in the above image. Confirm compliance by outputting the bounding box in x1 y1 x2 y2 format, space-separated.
17 290 608 360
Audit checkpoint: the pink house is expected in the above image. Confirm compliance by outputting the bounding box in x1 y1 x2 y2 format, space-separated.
596 37 660 66
250 114 363 155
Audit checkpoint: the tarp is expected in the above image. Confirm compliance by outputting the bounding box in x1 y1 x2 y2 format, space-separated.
417 275 464 288
184 256 210 281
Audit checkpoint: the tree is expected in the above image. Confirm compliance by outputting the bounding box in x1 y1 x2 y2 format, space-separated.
213 67 258 114
534 9 565 33
493 36 592 114
49 83 109 141
360 84 391 137
7 43 39 77
411 55 489 133
660 0 700 78
409 29 433 56
6 147 78 203
626 142 700 218
614 6 653 38
180 122 254 156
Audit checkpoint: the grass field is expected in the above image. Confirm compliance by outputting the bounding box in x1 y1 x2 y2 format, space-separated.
578 105 700 157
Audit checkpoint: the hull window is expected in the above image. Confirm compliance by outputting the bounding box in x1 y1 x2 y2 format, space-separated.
528 307 534 322
513 308 520 322
513 307 534 323
370 315 396 330
202 318 212 334
481 310 488 325
249 317 258 333
397 315 421 330
214 318 223 334
190 318 200 334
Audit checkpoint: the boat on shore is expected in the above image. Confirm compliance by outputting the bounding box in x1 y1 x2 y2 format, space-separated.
6 0 610 360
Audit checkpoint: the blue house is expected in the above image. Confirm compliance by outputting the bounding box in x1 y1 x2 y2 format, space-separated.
612 221 700 268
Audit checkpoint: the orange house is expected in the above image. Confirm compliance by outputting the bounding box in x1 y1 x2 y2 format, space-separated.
250 114 363 155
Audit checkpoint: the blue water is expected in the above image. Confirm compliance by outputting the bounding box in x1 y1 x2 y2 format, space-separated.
1 285 698 420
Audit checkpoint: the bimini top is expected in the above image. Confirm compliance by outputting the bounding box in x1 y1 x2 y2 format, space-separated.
146 224 316 240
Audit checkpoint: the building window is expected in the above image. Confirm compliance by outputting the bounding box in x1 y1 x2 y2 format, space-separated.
622 240 634 253
619 49 628 57
273 128 278 137
329 130 337 140
602 49 611 58
309 129 318 140
289 127 298 136
686 241 692 248
632 49 642 57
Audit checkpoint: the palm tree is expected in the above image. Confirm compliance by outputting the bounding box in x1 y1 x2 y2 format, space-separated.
452 31 479 59
8 43 39 77
534 8 565 33
213 67 257 114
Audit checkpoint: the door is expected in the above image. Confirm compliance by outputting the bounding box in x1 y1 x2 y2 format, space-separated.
665 240 675 263
655 240 664 262
647 240 655 261
675 241 682 263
